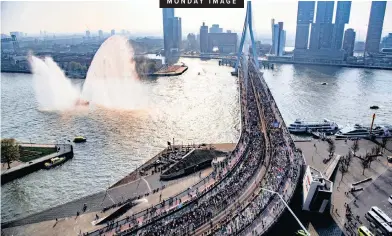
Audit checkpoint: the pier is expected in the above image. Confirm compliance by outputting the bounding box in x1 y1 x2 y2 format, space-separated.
1 143 73 185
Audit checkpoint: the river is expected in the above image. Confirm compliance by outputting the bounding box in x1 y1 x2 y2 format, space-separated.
1 58 392 223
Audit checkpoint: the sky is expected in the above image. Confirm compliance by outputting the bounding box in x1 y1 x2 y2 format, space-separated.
1 0 392 42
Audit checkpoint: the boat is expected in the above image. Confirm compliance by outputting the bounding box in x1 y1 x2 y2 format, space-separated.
75 99 89 107
73 136 87 143
335 124 386 139
370 105 379 109
288 119 339 134
321 82 327 85
44 157 66 169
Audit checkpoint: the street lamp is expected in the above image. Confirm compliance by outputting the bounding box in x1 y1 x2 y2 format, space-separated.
259 187 310 236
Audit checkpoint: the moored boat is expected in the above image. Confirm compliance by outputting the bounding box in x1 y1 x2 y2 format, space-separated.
335 124 388 139
288 119 339 134
44 157 66 169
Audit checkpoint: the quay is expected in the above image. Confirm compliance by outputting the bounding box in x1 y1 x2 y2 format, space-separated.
1 143 73 185
294 138 392 235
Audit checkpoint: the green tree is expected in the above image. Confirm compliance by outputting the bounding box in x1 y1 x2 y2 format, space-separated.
351 140 359 156
1 138 20 169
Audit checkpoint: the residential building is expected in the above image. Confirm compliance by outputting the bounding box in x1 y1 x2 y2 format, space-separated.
365 1 387 54
163 8 175 58
332 1 351 49
343 28 356 56
295 1 315 49
309 1 334 50
162 8 181 59
111 29 115 36
98 30 103 39
271 19 286 56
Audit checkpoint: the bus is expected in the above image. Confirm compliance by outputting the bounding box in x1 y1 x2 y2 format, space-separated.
371 206 392 225
366 210 386 225
366 210 392 236
358 226 374 236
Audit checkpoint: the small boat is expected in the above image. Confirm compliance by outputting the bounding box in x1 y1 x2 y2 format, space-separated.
370 105 379 109
73 136 87 143
198 72 201 75
44 157 66 169
321 82 327 85
75 99 90 107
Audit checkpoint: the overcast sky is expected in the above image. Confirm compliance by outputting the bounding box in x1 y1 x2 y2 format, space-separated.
1 0 392 41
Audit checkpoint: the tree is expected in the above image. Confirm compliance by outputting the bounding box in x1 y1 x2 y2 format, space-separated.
374 145 381 156
328 140 336 156
351 140 359 156
361 154 371 175
347 150 353 166
381 137 388 153
1 138 20 169
339 158 348 182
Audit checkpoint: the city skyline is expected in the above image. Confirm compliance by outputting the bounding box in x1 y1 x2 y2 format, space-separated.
1 1 392 42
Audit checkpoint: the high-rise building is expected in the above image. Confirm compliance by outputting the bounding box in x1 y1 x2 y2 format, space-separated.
162 8 181 59
271 19 286 56
200 22 209 53
98 30 103 38
365 1 387 54
209 24 223 33
163 8 175 58
342 28 356 56
86 30 91 38
309 1 334 50
332 1 351 49
315 1 334 23
111 29 115 36
381 33 392 49
295 1 315 49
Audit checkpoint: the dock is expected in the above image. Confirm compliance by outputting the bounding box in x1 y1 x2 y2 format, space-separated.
1 144 73 184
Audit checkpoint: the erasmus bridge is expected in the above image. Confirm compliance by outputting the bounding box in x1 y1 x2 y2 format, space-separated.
85 2 307 236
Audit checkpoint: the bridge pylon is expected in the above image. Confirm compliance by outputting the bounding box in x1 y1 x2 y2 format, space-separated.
233 1 259 74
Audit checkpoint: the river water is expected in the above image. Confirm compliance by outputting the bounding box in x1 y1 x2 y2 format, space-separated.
1 58 392 223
